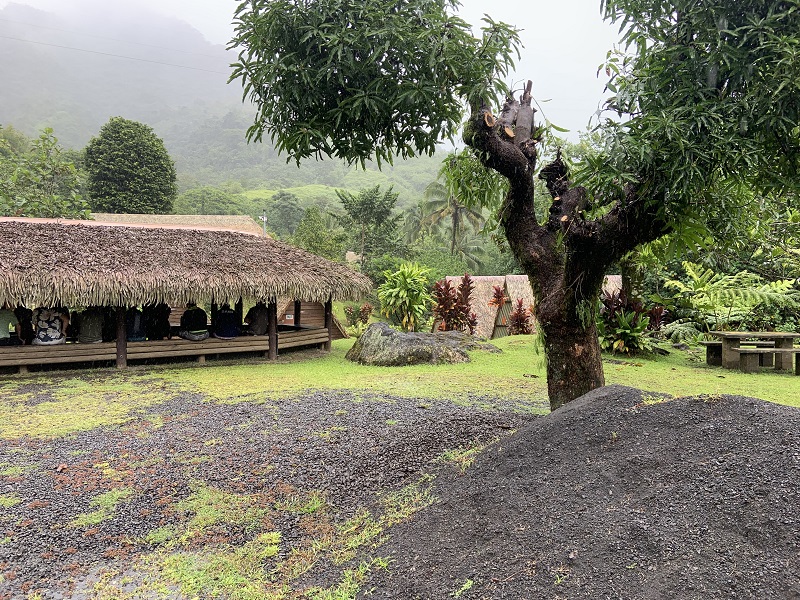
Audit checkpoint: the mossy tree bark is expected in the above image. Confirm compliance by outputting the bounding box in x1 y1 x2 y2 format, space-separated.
464 82 669 410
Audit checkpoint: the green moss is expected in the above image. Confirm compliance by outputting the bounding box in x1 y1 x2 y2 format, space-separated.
0 464 27 477
176 482 271 540
71 487 133 527
0 493 21 508
0 374 176 439
161 531 282 600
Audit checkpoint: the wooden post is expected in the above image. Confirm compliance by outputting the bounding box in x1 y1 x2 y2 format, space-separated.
267 301 278 360
115 306 127 369
293 300 302 327
210 303 218 334
323 297 332 351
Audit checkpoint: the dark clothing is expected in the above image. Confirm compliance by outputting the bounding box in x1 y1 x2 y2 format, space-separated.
180 306 208 333
76 306 104 343
126 307 146 342
0 337 21 346
244 303 269 336
13 306 34 345
32 307 69 345
143 303 171 340
179 305 209 340
213 306 239 339
102 307 117 342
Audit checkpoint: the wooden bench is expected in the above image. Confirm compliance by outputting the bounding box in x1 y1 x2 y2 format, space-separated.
700 340 775 367
0 328 330 374
738 348 800 374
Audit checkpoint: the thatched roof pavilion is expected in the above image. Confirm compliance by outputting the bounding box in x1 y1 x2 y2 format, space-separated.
0 218 371 308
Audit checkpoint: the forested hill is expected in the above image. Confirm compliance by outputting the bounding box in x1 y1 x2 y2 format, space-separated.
0 2 235 147
0 2 444 200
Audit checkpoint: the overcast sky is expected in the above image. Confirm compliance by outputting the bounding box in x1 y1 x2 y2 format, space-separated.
0 0 620 138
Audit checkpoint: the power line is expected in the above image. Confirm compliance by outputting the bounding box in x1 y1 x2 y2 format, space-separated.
0 16 228 59
0 34 231 75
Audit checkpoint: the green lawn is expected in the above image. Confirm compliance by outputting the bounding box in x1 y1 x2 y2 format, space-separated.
0 336 797 440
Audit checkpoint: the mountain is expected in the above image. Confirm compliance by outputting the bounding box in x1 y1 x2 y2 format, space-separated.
0 2 444 203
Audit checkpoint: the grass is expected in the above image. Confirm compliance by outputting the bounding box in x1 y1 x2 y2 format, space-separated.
1 336 797 441
91 477 431 599
71 487 133 527
602 347 800 406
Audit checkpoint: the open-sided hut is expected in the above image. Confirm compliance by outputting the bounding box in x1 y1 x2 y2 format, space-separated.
0 218 371 370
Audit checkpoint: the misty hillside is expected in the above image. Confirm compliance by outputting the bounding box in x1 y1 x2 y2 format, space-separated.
0 2 236 147
0 2 444 200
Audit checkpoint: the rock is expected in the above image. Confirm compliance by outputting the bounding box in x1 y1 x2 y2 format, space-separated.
345 322 499 366
672 342 690 351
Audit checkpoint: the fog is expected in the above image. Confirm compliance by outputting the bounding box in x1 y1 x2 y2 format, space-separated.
0 0 620 138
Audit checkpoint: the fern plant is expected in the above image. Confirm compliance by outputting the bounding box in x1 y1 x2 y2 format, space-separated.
664 262 799 331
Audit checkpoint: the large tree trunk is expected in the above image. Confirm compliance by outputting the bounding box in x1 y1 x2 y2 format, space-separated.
541 317 604 409
465 81 668 410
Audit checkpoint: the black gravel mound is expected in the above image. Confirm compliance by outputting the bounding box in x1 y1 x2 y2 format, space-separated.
363 385 800 599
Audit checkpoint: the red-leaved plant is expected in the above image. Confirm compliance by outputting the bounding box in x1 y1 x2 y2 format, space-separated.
433 273 477 334
488 284 506 308
508 298 533 335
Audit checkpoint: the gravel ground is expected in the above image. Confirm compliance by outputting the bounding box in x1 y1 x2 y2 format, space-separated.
363 385 800 599
2 383 798 599
0 387 535 599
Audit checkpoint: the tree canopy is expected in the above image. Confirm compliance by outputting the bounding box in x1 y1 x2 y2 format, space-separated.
229 0 519 165
0 127 88 219
84 117 177 214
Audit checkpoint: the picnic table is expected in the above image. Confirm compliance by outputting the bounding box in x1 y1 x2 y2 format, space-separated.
710 331 800 372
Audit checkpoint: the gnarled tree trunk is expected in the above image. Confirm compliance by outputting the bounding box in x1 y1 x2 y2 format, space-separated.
465 81 668 411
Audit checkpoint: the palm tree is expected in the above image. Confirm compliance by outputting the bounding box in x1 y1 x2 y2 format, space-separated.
403 201 429 244
421 180 485 256
437 226 487 272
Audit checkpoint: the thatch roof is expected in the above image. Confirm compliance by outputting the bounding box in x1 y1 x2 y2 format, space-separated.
0 218 372 307
505 275 536 309
436 273 626 339
603 275 623 296
91 213 267 237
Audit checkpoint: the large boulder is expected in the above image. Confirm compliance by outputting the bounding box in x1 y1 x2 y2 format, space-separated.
346 322 499 366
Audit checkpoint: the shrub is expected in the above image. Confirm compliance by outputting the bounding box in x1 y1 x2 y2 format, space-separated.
432 273 477 334
377 262 432 332
508 298 533 335
597 289 658 354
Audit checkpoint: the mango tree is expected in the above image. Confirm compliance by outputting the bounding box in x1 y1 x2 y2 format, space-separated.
229 0 800 409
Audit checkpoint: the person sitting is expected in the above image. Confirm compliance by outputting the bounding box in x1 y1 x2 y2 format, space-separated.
0 303 21 346
213 303 239 340
13 306 34 345
143 303 171 340
244 301 269 335
76 306 105 344
31 306 70 345
126 306 146 342
179 302 209 341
